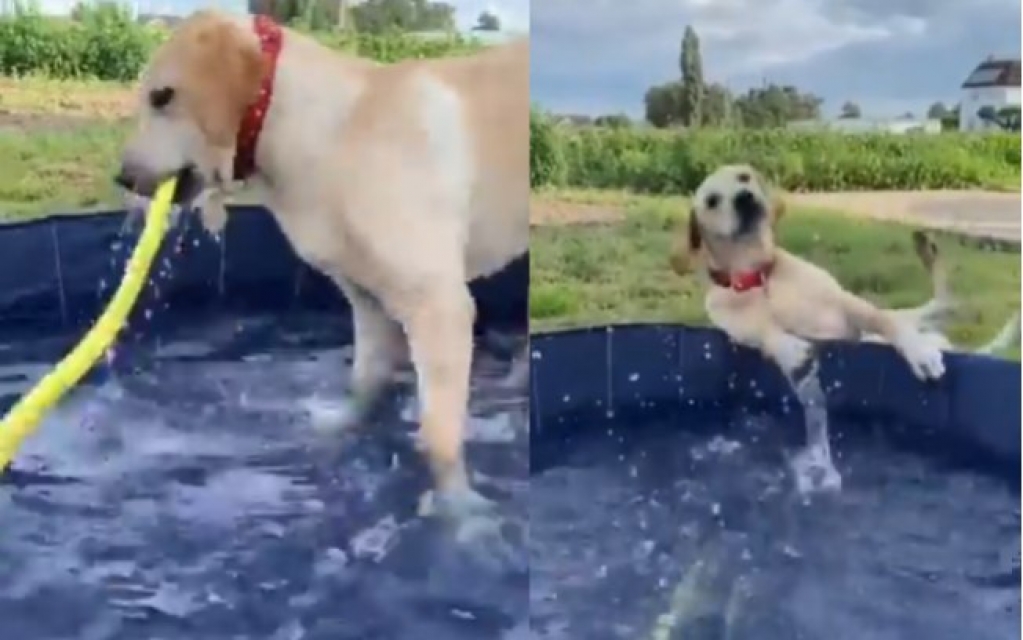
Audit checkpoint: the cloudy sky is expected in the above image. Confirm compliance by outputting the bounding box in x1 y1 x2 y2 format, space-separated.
35 0 529 32
531 0 1021 119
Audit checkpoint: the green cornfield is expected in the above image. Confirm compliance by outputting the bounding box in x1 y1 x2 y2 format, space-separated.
0 4 481 82
530 116 1021 192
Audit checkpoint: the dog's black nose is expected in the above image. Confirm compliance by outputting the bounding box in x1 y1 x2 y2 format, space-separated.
113 168 134 190
733 189 762 221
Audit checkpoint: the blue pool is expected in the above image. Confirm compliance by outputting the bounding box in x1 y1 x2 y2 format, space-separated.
0 208 529 639
529 325 1020 640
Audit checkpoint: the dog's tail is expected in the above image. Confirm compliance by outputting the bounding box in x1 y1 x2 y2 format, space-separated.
975 310 1021 356
896 230 1018 356
888 230 956 330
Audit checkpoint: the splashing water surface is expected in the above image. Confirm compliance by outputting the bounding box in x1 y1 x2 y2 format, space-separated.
530 413 1019 640
0 315 528 640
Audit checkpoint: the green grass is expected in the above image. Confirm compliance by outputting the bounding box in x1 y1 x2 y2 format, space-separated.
0 120 128 218
530 192 1020 358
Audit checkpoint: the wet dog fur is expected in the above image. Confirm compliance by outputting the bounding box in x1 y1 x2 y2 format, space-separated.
115 10 528 521
669 164 955 381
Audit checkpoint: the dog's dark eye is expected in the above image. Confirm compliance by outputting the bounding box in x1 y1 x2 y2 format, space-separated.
736 172 751 183
149 86 175 109
705 192 721 209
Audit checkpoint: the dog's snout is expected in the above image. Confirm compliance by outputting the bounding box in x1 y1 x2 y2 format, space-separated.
113 155 158 198
113 165 135 190
733 189 762 221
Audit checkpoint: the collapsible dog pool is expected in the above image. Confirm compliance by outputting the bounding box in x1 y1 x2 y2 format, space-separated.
530 325 1020 640
0 207 528 639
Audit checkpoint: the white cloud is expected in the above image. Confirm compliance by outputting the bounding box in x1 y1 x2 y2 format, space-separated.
534 0 926 81
531 0 1018 117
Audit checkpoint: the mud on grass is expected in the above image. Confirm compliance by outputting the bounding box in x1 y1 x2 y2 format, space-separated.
530 193 1021 358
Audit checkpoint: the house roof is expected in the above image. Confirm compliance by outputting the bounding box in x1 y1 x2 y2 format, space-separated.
961 57 1021 89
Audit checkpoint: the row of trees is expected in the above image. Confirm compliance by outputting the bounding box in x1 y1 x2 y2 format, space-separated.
582 25 1019 132
641 26 824 129
246 0 502 33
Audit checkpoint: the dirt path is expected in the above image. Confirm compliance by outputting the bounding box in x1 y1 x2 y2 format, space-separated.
0 112 125 133
531 190 1021 243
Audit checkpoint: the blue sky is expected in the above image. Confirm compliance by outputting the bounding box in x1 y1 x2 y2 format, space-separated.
531 0 1022 119
36 0 529 32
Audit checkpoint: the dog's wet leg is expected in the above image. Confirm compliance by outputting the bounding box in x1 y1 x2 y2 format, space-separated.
786 359 842 494
307 278 406 433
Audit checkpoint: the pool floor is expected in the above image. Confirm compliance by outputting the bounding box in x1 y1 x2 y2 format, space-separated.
529 413 1020 640
0 317 528 639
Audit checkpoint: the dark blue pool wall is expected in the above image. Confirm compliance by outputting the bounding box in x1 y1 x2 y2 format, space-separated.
0 206 1017 481
0 206 527 338
530 325 1020 476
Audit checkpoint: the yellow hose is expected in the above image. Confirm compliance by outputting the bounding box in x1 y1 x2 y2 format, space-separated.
0 178 177 472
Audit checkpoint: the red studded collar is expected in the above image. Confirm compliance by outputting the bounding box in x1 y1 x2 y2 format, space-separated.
233 14 283 181
707 261 774 292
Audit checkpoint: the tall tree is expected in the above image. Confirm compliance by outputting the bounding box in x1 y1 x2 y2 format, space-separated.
839 101 861 118
473 10 500 31
679 25 704 128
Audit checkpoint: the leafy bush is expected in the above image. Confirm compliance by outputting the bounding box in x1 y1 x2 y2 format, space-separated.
530 107 564 187
0 4 481 81
530 113 1021 192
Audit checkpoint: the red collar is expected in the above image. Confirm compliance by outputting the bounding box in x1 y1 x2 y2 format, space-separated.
707 262 774 292
233 15 283 181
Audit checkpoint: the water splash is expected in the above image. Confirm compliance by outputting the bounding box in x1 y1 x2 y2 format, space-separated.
787 361 842 494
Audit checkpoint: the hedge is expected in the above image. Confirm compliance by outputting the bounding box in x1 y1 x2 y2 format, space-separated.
0 5 482 82
531 119 1022 192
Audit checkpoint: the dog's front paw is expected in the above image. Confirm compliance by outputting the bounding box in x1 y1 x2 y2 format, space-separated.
772 333 814 378
790 446 842 494
897 330 946 381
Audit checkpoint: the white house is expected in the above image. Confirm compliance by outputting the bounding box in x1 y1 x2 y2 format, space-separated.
958 56 1021 131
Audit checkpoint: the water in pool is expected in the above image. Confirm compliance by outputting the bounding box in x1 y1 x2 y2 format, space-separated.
529 413 1020 640
0 316 528 639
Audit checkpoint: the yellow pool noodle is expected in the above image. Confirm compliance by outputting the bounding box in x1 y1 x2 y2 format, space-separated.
0 178 177 472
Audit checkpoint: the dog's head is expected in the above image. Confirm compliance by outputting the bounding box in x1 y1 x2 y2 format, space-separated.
670 164 785 275
115 10 267 208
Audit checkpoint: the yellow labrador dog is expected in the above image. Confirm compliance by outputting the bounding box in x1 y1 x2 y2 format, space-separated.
670 164 949 382
115 11 528 522
671 164 1019 491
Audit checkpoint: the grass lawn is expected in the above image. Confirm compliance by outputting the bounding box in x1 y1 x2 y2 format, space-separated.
0 121 130 218
0 77 275 219
530 190 1021 358
0 76 133 219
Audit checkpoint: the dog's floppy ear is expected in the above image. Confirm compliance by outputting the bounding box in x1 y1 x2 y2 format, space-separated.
669 208 701 276
185 17 267 149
